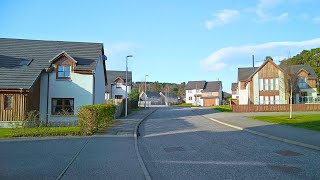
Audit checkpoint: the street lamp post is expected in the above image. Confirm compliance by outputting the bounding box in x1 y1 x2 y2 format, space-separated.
125 55 133 117
145 75 148 109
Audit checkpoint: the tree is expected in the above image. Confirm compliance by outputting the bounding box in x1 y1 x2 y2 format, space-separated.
128 88 140 102
265 56 273 61
282 66 299 119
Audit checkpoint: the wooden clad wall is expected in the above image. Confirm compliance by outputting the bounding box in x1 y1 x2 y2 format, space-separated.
26 78 41 112
0 93 27 121
258 61 279 79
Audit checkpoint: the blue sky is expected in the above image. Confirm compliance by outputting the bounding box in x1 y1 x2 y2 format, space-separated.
1 0 320 92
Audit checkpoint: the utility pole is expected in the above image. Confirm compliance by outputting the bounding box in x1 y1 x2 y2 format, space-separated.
125 55 132 117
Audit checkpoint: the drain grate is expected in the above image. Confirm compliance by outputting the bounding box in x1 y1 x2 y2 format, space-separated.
269 165 302 174
274 150 302 156
164 146 185 153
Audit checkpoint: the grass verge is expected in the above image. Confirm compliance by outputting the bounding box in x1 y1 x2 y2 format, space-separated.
213 105 232 112
0 126 81 138
172 103 198 107
250 114 320 131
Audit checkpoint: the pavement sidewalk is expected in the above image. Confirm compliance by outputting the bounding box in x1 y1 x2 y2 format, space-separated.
194 108 320 150
104 107 156 136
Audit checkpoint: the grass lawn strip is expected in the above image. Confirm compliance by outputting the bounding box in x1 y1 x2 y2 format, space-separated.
0 126 80 138
213 105 232 112
250 114 320 131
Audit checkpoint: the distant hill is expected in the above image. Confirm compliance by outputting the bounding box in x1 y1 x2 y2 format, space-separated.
133 81 186 97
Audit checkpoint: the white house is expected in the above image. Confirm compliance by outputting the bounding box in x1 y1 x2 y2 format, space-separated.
0 38 107 126
105 70 132 100
185 81 222 106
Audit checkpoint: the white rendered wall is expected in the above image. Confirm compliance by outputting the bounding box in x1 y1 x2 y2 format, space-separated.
45 72 93 123
186 89 203 105
39 73 48 122
94 53 106 104
253 73 259 104
239 82 249 105
111 84 131 99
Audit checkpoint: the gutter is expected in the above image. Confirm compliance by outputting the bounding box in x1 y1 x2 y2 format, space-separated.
46 72 50 126
92 70 95 104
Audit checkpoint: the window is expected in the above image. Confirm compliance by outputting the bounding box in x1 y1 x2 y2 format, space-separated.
264 79 269 90
270 79 274 90
265 96 269 104
189 97 192 101
57 65 71 78
4 95 13 110
115 95 123 99
274 78 279 90
187 90 192 93
259 79 264 90
196 89 201 93
116 83 122 88
52 98 74 115
259 96 264 104
19 59 32 66
298 77 307 89
275 95 280 104
270 96 275 104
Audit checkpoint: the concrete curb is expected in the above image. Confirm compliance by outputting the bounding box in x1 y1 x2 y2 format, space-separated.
134 108 158 180
207 117 320 152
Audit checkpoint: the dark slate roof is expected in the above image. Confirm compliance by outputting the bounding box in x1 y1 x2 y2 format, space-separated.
280 64 317 79
185 81 206 90
238 67 259 81
231 83 238 91
0 38 103 89
105 70 132 93
202 81 221 92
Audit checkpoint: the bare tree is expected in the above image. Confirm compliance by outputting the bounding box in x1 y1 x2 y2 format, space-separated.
282 65 299 119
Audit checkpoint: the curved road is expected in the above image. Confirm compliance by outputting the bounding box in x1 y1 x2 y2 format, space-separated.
138 107 320 180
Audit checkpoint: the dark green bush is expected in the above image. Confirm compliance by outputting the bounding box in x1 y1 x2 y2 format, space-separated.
78 104 116 135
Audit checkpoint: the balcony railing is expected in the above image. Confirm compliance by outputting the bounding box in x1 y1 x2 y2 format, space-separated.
299 96 320 104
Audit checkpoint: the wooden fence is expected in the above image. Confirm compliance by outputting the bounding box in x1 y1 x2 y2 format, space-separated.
231 104 320 112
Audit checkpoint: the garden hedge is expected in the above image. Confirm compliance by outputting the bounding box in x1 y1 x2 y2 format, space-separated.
78 104 116 135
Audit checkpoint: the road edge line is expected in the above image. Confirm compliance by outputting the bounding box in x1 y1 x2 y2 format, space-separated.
134 108 158 180
208 117 320 151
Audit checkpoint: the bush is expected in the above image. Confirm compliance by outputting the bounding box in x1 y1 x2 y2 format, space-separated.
78 104 116 135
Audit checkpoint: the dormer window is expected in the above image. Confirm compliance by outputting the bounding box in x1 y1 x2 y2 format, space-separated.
57 65 71 79
19 59 32 66
116 83 122 88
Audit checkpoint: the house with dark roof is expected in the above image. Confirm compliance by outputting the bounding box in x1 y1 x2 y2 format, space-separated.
236 58 318 105
105 70 132 100
231 83 238 99
185 81 222 106
0 38 107 127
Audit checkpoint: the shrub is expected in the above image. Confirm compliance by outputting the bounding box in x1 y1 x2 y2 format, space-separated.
78 104 116 135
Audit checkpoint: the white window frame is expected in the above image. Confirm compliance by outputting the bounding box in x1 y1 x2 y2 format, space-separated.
274 78 279 90
275 95 280 104
259 96 264 104
270 79 274 90
259 79 264 91
265 96 269 104
270 96 274 104
264 79 269 90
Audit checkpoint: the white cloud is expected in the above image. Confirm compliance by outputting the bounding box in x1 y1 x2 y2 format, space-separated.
203 9 240 30
254 0 289 22
105 42 139 56
313 16 320 24
201 38 320 71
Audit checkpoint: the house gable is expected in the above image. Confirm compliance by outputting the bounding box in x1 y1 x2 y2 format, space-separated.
49 51 77 73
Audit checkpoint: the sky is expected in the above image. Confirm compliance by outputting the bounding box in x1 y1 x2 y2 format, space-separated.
1 0 320 93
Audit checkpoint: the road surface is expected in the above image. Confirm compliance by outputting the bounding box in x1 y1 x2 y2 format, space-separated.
138 107 320 180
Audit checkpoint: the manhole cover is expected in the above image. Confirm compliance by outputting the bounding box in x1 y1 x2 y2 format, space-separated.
274 150 302 156
164 146 184 153
269 165 302 174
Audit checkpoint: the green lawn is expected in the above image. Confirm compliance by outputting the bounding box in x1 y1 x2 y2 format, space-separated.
0 126 81 138
250 114 320 131
213 105 232 112
172 103 198 107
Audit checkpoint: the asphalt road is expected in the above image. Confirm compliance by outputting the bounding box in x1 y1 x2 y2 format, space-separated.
138 107 320 180
0 136 144 180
